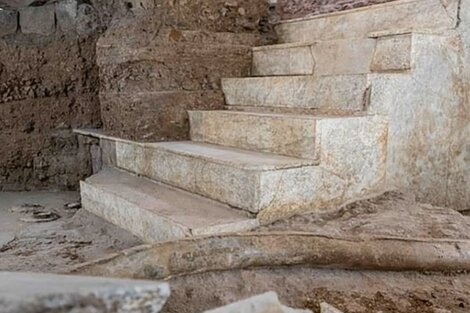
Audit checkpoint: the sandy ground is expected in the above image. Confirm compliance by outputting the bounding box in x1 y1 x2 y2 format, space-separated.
0 192 142 273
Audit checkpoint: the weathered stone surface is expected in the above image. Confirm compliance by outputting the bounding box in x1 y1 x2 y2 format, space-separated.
19 5 55 36
0 9 17 37
204 292 312 313
320 302 344 313
315 115 388 198
81 168 257 243
253 38 377 76
222 75 369 111
189 110 318 159
0 272 169 313
370 33 412 72
55 0 78 32
111 140 345 215
252 43 315 76
276 0 459 42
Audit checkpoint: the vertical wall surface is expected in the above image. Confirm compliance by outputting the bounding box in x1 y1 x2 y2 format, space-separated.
98 0 277 142
0 0 122 190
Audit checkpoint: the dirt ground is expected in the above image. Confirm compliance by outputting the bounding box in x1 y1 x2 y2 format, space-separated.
0 192 141 273
2 191 470 313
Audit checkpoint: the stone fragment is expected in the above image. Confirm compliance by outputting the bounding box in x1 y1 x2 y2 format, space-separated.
204 292 312 313
370 34 412 72
0 272 170 313
19 5 55 36
55 0 78 32
320 302 344 313
0 9 18 37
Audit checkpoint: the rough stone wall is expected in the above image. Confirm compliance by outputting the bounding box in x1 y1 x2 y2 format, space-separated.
278 0 397 19
98 0 276 142
0 1 122 190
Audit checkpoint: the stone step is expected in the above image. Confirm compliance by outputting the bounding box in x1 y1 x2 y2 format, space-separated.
275 0 458 43
107 140 345 215
0 272 169 313
190 110 370 160
252 38 376 76
81 168 258 243
222 75 369 111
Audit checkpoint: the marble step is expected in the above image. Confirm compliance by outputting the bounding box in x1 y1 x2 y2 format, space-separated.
190 110 373 160
81 168 258 243
275 0 458 43
222 75 369 111
107 140 345 215
0 272 170 313
252 38 376 76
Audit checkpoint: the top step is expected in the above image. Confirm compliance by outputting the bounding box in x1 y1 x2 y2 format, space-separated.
276 0 459 43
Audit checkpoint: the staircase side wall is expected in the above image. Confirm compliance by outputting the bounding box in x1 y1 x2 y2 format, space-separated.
369 28 469 210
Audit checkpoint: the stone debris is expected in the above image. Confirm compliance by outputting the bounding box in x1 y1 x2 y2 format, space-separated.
0 272 170 313
65 201 82 210
10 203 60 223
320 302 344 313
204 291 312 313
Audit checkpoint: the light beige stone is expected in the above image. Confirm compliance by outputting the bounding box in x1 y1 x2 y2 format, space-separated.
320 303 343 313
0 272 169 313
315 115 388 198
81 168 258 243
222 75 369 111
276 0 459 43
370 33 413 72
252 43 315 76
189 110 318 159
113 140 345 214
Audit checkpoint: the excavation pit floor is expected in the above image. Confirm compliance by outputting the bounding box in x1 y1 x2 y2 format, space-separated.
1 191 470 313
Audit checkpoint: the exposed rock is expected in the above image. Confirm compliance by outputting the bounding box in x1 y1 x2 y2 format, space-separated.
19 4 55 35
320 302 344 313
204 292 312 313
0 272 170 313
55 0 78 32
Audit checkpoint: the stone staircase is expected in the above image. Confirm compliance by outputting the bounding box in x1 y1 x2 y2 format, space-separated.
77 0 465 242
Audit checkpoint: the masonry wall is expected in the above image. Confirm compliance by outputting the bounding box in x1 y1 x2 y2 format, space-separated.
0 1 122 190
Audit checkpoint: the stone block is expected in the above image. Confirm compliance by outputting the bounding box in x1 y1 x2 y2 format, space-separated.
204 292 312 313
222 75 368 111
0 272 170 313
56 0 78 32
81 167 258 243
0 10 18 37
320 302 344 313
20 5 55 36
370 33 412 72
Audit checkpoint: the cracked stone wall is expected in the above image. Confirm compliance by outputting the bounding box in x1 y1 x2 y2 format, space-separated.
0 0 124 190
278 0 398 19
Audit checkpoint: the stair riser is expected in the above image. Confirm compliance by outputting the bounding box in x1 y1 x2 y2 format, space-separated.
222 75 369 111
113 141 345 214
253 39 376 77
276 0 458 43
81 182 189 243
189 111 318 159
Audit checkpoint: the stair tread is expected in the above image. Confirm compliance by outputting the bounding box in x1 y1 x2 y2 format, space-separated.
85 168 255 230
191 109 367 120
150 141 316 170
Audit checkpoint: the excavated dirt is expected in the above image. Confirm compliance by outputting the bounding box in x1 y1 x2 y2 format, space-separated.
256 191 470 240
278 0 398 20
0 192 142 273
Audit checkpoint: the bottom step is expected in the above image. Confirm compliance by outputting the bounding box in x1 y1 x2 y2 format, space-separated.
81 168 258 243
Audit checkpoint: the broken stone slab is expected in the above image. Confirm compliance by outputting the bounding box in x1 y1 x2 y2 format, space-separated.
320 302 344 313
204 292 312 313
0 9 18 37
19 5 55 36
0 272 170 313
